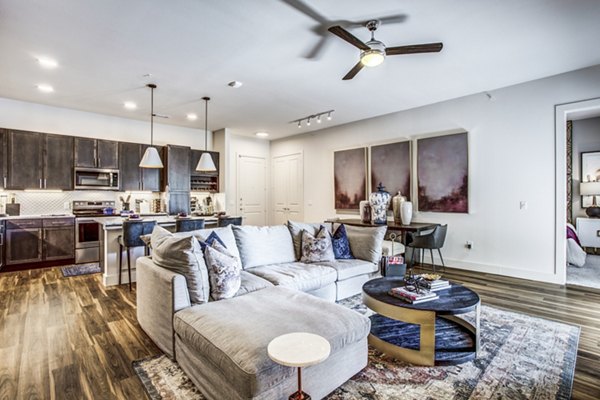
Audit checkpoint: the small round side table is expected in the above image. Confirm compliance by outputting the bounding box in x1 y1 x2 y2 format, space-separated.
267 332 331 400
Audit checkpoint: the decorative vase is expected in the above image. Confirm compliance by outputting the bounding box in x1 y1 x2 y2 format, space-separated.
359 200 371 223
369 183 391 225
400 201 413 225
392 191 407 224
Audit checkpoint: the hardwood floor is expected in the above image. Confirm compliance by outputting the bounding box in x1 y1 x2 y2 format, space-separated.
0 265 599 399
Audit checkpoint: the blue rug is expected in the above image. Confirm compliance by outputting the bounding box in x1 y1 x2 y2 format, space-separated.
61 263 102 277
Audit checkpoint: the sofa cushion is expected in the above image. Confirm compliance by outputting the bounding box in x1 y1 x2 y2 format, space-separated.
204 241 242 301
150 225 210 304
287 221 324 260
174 225 241 263
331 224 354 259
173 286 370 398
232 225 296 269
235 271 274 297
344 225 387 264
300 227 335 263
246 262 337 292
319 259 379 281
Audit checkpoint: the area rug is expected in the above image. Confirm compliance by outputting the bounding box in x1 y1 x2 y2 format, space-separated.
133 295 579 400
60 262 101 277
567 254 600 289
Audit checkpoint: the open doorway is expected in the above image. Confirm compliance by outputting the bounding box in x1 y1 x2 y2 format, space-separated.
556 98 600 289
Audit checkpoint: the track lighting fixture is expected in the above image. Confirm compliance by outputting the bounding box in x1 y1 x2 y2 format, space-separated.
292 110 334 129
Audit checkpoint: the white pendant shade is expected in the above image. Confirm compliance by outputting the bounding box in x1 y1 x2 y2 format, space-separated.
196 152 217 172
139 146 164 168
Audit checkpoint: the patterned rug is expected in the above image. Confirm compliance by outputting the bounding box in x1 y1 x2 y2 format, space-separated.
133 294 579 400
61 262 102 277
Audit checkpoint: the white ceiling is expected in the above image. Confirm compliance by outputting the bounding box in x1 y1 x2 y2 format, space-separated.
1 0 600 140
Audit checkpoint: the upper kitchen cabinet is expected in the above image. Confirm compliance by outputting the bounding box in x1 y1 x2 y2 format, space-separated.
164 145 191 192
119 142 162 192
190 149 220 192
74 138 119 169
7 130 44 189
44 134 74 190
7 130 74 190
0 129 6 189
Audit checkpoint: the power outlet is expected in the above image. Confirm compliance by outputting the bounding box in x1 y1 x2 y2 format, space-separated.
466 240 474 250
63 201 70 211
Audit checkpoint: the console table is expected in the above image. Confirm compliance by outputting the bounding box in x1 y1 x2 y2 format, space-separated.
325 218 438 243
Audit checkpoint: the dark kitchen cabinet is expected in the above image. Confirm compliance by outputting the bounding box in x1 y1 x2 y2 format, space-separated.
75 138 119 169
168 192 190 215
7 130 44 190
190 150 219 176
190 149 220 192
164 145 191 192
119 142 162 191
0 129 6 189
44 134 74 190
43 218 75 261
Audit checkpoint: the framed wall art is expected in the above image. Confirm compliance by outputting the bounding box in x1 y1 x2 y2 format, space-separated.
581 151 600 207
334 147 367 210
370 140 411 200
417 132 469 213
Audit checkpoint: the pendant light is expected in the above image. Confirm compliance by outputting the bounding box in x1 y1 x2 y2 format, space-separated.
196 96 217 172
139 83 164 168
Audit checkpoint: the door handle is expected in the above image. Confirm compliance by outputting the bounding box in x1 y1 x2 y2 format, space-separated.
39 178 42 189
44 178 47 188
3 176 6 188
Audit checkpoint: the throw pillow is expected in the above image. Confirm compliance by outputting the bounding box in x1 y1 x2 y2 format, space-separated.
204 241 242 300
344 225 387 264
150 225 210 304
198 231 227 251
331 224 354 259
287 221 324 260
300 226 335 263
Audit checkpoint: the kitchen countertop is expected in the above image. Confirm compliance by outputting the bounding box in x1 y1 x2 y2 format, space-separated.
96 215 219 230
0 213 75 220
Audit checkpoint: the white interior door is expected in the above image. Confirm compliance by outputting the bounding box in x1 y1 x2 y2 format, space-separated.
238 155 267 226
271 153 303 224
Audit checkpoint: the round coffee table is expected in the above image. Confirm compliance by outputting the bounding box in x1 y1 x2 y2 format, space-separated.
362 277 480 366
267 332 331 400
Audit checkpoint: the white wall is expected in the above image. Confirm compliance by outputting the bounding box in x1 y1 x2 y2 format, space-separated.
271 64 600 284
0 97 212 149
572 116 600 220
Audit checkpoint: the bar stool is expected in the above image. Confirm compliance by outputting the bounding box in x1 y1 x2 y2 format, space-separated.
118 220 157 290
218 216 242 227
175 218 205 233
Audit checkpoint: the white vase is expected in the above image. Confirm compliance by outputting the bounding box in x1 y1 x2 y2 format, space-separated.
400 201 413 225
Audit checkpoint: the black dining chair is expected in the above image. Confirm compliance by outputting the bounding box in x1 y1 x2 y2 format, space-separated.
406 224 448 273
218 216 242 227
118 220 157 290
175 218 205 233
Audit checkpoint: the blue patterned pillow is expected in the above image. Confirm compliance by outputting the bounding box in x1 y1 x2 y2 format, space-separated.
199 231 227 251
332 224 354 259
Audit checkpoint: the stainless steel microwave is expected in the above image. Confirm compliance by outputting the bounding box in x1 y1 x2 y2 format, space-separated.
74 168 119 190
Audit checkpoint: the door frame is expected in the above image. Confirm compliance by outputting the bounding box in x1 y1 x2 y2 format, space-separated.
236 153 268 225
271 151 304 224
555 97 600 284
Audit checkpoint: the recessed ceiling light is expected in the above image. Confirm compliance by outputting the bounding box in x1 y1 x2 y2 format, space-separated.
36 57 58 69
255 132 269 138
124 101 137 110
186 113 198 121
228 81 243 88
37 84 54 93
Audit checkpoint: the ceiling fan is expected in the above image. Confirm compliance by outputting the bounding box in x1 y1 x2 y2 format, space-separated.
328 20 443 80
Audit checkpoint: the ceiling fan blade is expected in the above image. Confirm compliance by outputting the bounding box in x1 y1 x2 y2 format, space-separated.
386 42 443 55
328 26 370 51
304 35 329 59
342 61 364 80
345 14 408 29
281 0 328 24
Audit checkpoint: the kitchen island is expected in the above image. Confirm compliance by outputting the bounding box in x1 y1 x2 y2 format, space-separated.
97 215 218 286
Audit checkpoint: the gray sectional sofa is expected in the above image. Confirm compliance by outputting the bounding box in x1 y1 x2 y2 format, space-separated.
136 221 386 400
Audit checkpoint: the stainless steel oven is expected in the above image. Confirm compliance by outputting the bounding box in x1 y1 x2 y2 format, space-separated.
74 168 119 190
73 200 115 264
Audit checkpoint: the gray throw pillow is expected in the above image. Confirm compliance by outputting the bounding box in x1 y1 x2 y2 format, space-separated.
204 241 242 300
344 225 387 264
300 227 335 263
150 225 210 304
287 221 329 260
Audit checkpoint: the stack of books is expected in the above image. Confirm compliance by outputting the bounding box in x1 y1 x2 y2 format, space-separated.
388 286 439 304
420 277 451 292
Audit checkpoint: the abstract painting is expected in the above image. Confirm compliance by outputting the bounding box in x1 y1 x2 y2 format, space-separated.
370 141 411 200
581 151 600 207
417 132 468 213
334 147 367 210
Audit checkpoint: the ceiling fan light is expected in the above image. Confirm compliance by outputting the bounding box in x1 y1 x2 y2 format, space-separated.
139 146 164 168
196 152 217 172
361 49 385 67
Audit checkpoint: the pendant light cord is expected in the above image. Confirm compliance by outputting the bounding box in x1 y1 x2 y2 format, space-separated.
150 86 154 147
203 96 210 151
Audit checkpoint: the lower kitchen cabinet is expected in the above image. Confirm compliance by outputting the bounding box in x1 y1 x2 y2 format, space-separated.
5 218 75 265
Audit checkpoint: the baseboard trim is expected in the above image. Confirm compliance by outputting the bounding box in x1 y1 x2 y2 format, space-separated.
441 258 563 284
